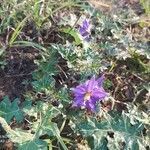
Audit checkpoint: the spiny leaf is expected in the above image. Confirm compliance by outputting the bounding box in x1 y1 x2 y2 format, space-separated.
87 135 108 150
0 96 23 123
32 74 55 92
76 111 144 150
52 44 77 65
18 139 48 150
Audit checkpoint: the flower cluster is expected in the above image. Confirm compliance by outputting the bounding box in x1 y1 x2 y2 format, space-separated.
72 75 108 111
79 19 91 41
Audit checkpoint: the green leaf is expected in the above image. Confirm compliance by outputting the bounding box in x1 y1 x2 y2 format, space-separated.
98 137 108 150
0 48 5 56
140 0 150 15
87 135 108 150
130 139 139 150
13 41 48 55
32 48 58 92
109 112 144 136
32 74 55 92
8 129 34 144
58 87 71 104
0 96 23 123
32 107 67 150
9 16 29 46
76 111 144 150
21 99 32 111
18 139 48 150
50 123 68 150
28 102 61 138
61 27 81 45
52 44 77 66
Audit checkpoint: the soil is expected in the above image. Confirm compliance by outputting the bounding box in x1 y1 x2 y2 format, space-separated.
0 46 38 102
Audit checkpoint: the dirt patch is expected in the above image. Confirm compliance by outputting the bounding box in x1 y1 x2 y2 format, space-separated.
0 47 38 101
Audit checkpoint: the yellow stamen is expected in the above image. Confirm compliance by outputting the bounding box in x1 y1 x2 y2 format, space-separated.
84 92 92 101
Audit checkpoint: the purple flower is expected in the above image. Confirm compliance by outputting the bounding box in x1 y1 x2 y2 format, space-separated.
72 75 108 112
79 19 91 41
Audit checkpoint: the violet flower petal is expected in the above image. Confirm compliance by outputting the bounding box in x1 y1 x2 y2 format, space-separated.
79 19 91 41
87 76 96 92
92 88 108 100
73 96 84 107
85 100 96 111
84 36 91 42
83 19 89 29
72 85 86 95
81 31 89 37
79 27 86 35
97 74 105 87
